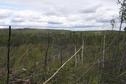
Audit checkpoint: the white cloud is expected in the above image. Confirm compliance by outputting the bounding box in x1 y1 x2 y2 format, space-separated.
0 0 121 30
0 8 12 19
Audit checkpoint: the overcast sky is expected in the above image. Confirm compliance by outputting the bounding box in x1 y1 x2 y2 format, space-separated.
0 0 120 30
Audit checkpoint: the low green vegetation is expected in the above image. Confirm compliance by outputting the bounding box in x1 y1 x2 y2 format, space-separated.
0 29 126 84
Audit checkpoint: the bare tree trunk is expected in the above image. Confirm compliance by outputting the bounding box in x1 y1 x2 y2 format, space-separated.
44 32 50 80
97 59 101 84
73 32 78 67
81 33 84 64
7 26 11 84
118 0 126 31
102 33 106 68
60 48 63 66
74 45 77 67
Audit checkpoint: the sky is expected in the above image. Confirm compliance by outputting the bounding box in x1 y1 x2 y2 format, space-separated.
0 0 121 30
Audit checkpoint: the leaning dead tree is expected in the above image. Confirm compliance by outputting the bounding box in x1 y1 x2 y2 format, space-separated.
42 46 82 84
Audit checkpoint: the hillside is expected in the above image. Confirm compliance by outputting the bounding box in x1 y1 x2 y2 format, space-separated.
0 29 126 84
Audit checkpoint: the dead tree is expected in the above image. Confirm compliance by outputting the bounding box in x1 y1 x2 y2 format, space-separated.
81 32 85 64
44 32 50 80
59 48 63 66
118 0 126 31
110 19 115 31
102 33 106 68
7 26 11 84
73 32 78 67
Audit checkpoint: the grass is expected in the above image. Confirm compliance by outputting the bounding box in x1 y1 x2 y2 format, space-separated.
0 29 126 84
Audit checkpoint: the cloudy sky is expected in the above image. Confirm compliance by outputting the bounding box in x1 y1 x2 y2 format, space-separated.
0 0 120 30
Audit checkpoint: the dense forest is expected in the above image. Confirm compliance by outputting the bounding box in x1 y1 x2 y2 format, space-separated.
0 29 126 84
